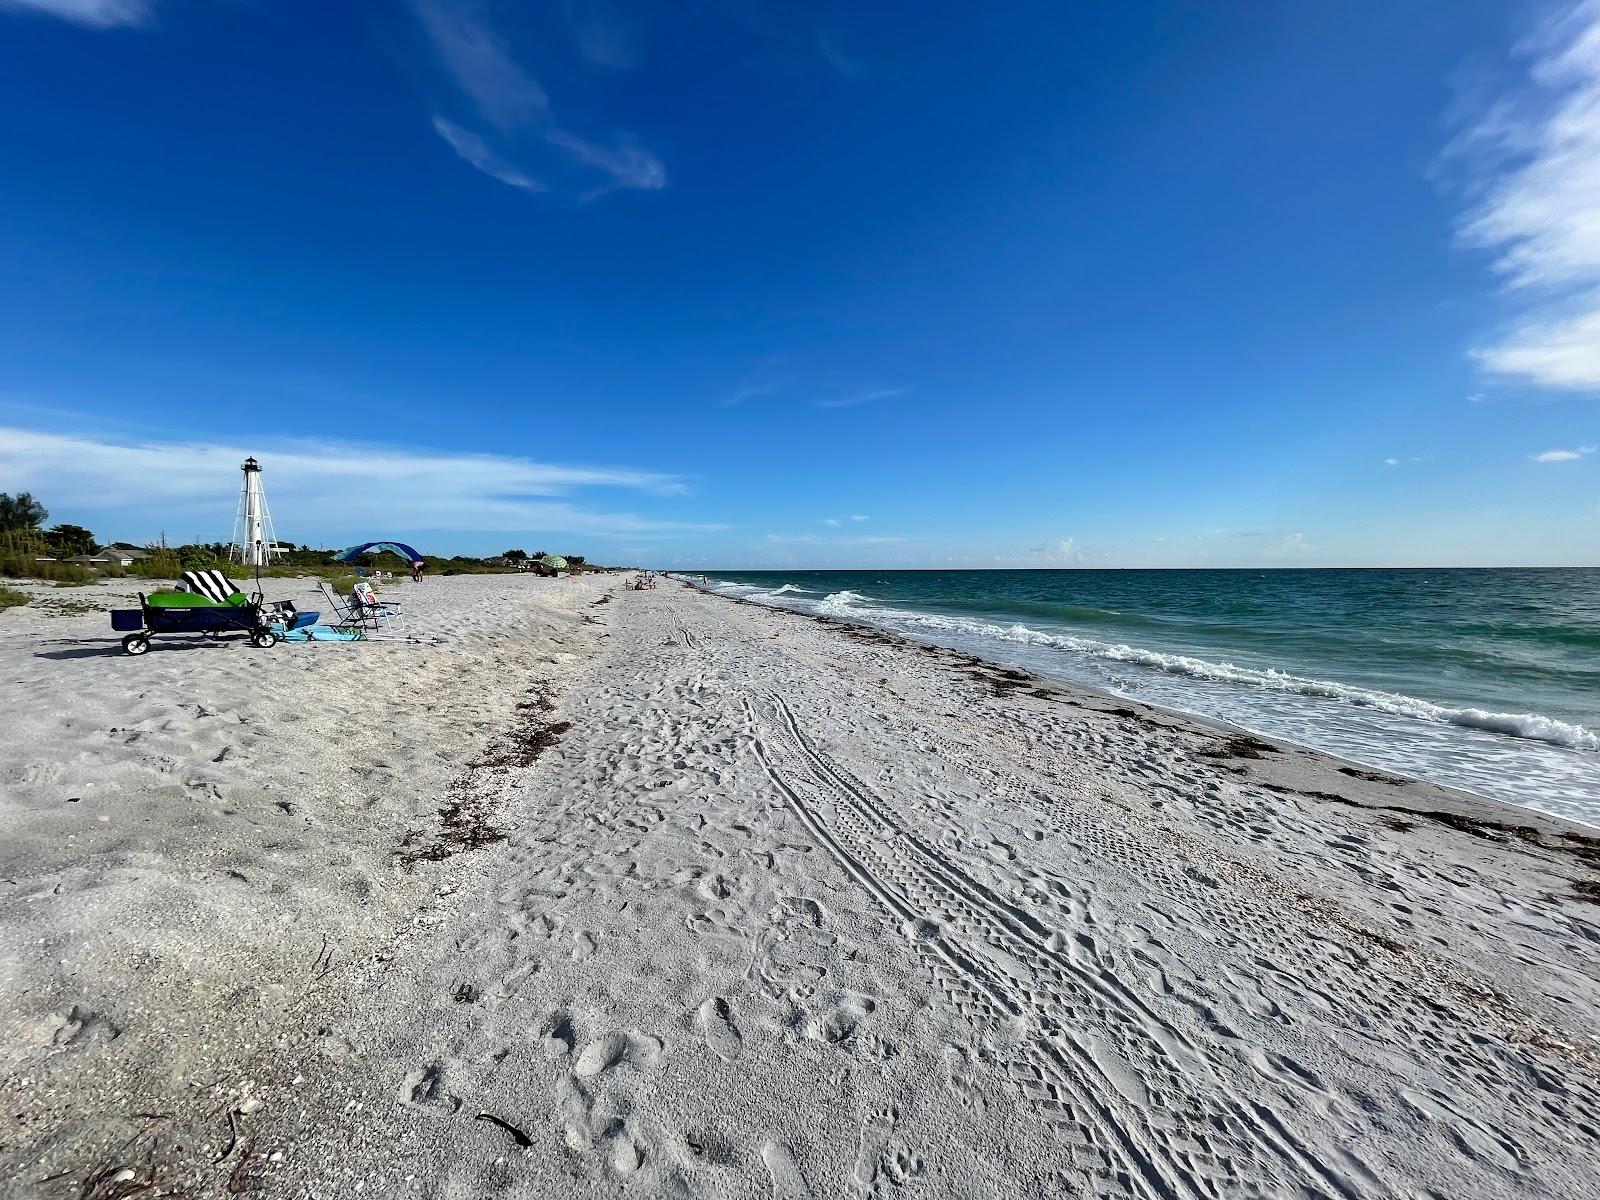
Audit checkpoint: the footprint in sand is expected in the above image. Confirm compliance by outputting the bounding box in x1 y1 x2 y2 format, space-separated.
761 1139 813 1200
401 1060 461 1111
943 1045 989 1115
850 1107 897 1193
574 1030 663 1078
850 1107 922 1195
698 996 743 1062
806 994 875 1045
47 1005 121 1050
538 1009 576 1059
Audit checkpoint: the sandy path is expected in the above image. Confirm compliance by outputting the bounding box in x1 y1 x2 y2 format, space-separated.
5 576 1600 1197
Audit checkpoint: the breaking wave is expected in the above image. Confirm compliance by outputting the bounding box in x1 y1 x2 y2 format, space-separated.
743 588 1600 753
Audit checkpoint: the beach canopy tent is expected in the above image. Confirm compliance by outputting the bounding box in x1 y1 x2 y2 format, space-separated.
334 541 424 564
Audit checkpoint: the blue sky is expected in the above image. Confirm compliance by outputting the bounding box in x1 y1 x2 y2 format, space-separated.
0 0 1596 568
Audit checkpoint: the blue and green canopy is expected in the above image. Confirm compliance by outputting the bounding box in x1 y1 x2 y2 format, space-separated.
334 541 425 563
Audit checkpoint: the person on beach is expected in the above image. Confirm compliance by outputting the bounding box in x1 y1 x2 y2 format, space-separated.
411 559 425 582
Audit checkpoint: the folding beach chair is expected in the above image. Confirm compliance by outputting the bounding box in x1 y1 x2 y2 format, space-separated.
318 580 404 637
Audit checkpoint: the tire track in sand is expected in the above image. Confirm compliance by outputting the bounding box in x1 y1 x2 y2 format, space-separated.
748 690 1362 1200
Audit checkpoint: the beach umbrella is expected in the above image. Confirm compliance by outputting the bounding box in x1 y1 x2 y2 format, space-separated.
333 541 425 564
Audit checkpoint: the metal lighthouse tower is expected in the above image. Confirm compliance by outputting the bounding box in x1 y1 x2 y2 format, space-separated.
228 456 282 567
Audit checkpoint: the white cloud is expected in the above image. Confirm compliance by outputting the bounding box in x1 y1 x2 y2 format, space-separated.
1454 1 1600 391
849 513 868 521
1384 457 1401 467
1383 455 1428 467
0 0 149 27
432 117 542 192
1531 444 1597 461
410 0 550 130
817 33 863 79
562 0 637 70
1027 537 1083 564
0 426 723 539
816 387 907 410
822 517 841 527
1262 531 1309 558
409 0 664 196
765 531 903 546
544 129 665 195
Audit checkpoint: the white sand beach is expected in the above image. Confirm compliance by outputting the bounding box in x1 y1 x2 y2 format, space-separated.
2 574 1598 1199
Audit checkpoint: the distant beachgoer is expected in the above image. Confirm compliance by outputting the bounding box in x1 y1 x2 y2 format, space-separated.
411 559 425 582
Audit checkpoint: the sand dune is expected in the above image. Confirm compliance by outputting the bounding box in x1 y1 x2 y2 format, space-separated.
2 575 1598 1197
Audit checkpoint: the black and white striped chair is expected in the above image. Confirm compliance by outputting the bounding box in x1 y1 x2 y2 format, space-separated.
180 569 243 604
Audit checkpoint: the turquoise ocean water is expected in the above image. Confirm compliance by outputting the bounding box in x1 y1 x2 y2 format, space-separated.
694 568 1600 827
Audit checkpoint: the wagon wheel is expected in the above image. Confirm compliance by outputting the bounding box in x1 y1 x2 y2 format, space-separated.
249 629 278 649
122 633 151 656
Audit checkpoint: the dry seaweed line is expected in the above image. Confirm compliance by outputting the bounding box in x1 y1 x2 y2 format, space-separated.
395 685 570 866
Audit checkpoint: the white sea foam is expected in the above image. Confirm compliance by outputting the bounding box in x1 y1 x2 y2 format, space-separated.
747 589 1600 754
816 589 872 615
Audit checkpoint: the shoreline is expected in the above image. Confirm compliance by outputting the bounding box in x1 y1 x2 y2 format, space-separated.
3 574 1598 1197
690 576 1600 835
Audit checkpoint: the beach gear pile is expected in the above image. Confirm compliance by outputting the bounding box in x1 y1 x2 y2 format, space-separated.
110 569 316 655
109 553 433 653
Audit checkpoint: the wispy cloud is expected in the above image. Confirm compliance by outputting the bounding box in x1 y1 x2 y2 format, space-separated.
816 32 864 79
1531 444 1596 461
0 426 722 539
766 531 902 546
722 357 790 407
432 117 543 191
545 129 665 194
724 363 905 411
849 513 868 522
1452 1 1600 391
562 0 637 70
1028 537 1082 564
816 387 908 410
1383 455 1429 467
0 0 149 27
409 0 663 197
411 0 550 130
822 517 841 527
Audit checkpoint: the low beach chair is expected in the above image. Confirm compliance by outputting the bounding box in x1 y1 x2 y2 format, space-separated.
318 580 404 636
179 569 247 604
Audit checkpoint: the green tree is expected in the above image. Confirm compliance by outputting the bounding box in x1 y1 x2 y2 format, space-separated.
43 524 97 557
567 555 586 566
0 492 48 531
504 549 528 562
